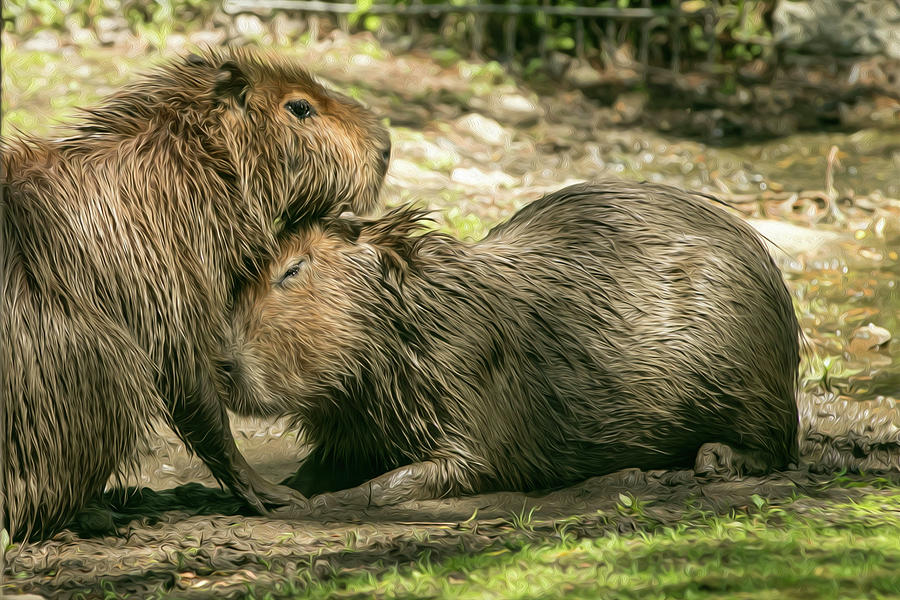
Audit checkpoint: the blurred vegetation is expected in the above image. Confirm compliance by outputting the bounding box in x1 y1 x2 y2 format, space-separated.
3 0 219 35
4 0 774 69
355 0 774 67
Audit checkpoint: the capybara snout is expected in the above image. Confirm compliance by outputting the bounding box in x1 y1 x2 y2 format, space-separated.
228 180 801 509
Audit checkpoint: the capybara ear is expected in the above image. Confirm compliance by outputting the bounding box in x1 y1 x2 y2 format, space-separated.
360 206 432 261
214 60 249 108
327 213 365 244
358 206 433 290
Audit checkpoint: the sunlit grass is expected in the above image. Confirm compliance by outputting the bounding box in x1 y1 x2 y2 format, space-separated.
257 492 900 600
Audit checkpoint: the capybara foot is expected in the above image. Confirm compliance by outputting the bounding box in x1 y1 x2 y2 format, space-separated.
309 486 373 511
237 471 309 513
694 442 770 479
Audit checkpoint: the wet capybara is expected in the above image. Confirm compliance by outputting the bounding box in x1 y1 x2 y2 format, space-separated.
225 180 800 509
1 47 390 540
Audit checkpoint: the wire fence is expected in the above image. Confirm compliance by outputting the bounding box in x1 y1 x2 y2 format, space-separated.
222 1 771 75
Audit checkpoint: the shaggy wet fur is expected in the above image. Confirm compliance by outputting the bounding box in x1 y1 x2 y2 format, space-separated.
227 180 800 508
1 47 390 540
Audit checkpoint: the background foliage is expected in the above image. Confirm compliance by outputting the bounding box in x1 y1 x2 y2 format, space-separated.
4 0 774 68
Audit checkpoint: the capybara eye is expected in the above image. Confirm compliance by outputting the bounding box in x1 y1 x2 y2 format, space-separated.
285 99 316 120
279 259 306 284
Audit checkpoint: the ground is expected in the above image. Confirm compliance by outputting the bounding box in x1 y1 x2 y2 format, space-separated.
3 24 900 600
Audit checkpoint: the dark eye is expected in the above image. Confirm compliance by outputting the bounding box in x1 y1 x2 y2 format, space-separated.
285 99 316 120
278 259 306 284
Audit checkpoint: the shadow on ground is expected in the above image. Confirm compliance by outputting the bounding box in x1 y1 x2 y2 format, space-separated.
6 460 900 599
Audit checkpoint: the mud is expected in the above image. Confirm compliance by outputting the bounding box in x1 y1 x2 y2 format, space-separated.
3 407 900 599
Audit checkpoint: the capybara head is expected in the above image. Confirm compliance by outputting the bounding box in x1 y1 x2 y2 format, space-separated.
224 207 426 417
66 47 390 223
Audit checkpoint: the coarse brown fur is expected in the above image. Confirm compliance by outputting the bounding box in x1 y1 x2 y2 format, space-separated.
1 47 390 541
226 180 801 509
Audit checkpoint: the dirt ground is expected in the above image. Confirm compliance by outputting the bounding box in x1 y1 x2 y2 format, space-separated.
6 415 900 599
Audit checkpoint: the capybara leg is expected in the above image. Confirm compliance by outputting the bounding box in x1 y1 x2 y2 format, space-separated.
282 451 372 497
171 367 308 512
694 442 772 479
70 500 118 538
310 459 476 510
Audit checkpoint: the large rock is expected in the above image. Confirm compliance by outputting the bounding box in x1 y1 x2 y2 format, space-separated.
386 158 451 190
450 166 518 190
774 0 900 58
747 218 844 272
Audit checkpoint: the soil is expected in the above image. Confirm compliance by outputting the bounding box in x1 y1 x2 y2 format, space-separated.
6 416 899 599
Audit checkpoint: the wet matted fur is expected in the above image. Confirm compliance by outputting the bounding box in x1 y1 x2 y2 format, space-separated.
226 180 801 509
1 47 390 540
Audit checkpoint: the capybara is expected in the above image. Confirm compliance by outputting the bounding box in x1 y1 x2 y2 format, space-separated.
224 180 800 509
1 47 390 540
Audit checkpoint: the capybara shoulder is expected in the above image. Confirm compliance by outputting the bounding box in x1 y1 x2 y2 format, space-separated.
227 180 800 507
2 47 390 540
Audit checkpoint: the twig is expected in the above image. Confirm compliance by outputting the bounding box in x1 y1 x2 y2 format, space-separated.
825 145 840 201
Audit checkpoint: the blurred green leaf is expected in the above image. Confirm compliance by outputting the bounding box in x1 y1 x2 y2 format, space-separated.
681 0 707 14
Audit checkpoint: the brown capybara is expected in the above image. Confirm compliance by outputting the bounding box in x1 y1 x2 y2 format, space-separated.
1 47 390 540
224 180 800 509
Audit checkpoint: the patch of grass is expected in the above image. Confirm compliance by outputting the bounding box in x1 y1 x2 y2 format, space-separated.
504 502 540 533
442 206 489 241
254 492 900 600
430 48 463 69
823 472 897 491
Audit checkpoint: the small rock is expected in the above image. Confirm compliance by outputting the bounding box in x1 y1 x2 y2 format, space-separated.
188 29 227 47
95 16 129 46
747 219 843 258
848 323 891 355
387 159 450 189
67 17 95 46
166 33 188 52
451 167 517 190
271 12 305 44
22 30 61 52
565 58 603 89
613 91 648 125
488 93 544 127
546 51 574 79
235 14 266 39
454 114 510 147
395 138 460 172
